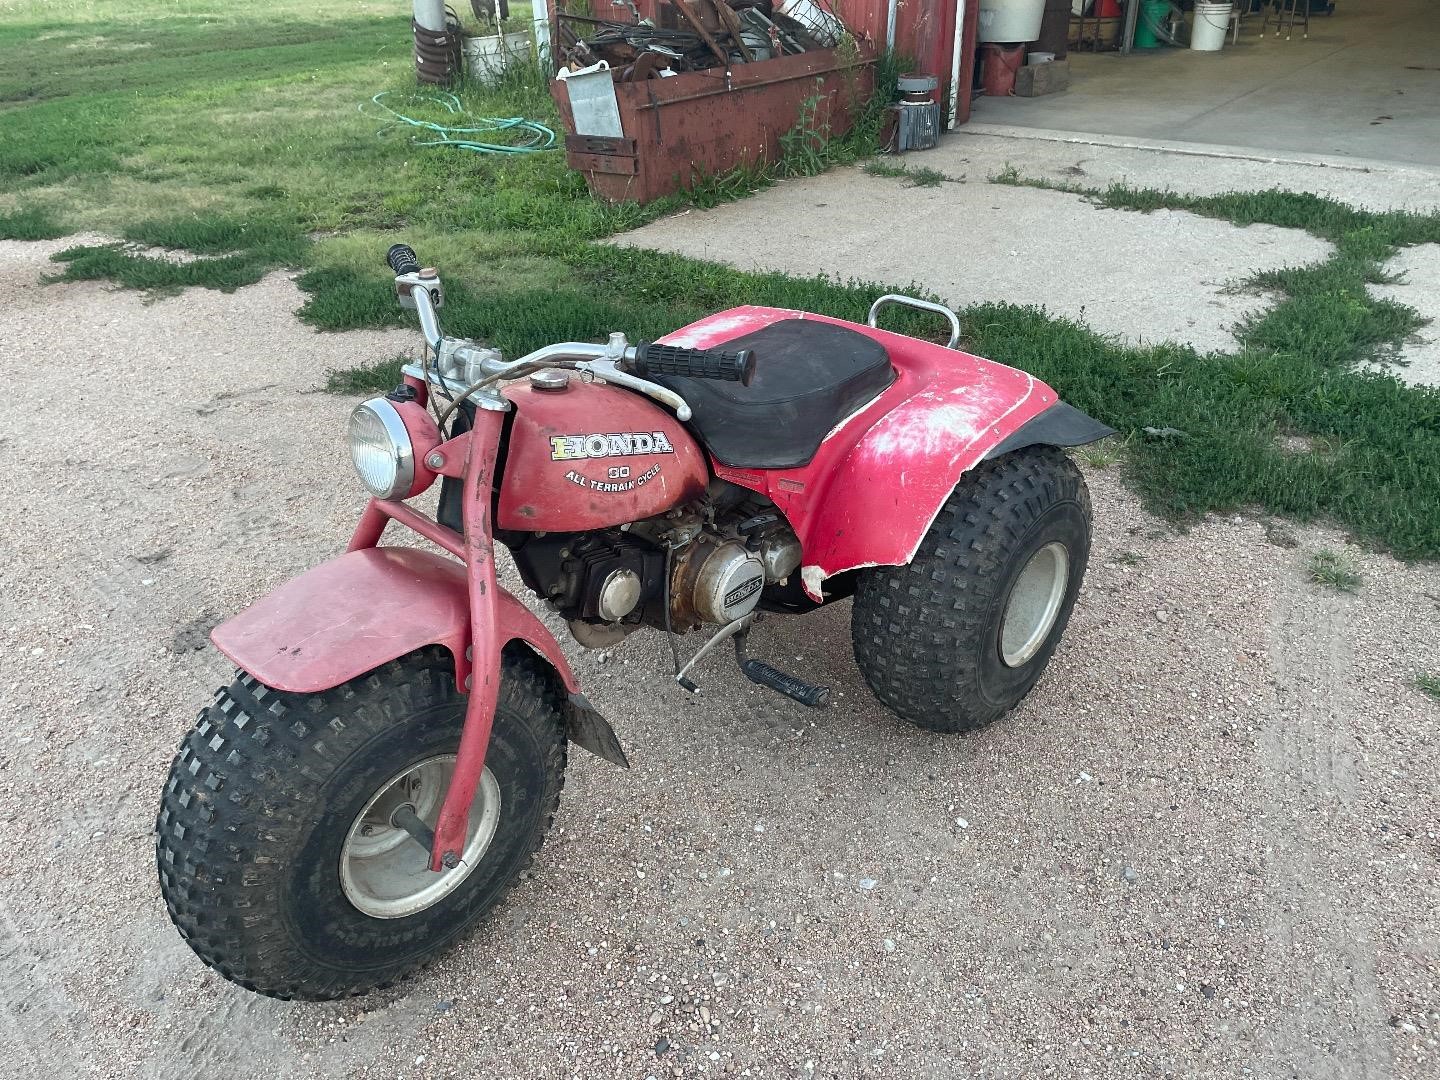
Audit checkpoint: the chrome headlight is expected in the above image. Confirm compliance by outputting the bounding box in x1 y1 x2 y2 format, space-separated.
349 397 416 500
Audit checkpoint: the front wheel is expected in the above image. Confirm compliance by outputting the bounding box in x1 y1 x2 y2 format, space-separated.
851 447 1092 734
156 647 567 1000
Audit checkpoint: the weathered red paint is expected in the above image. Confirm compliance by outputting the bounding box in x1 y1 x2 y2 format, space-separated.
496 380 708 532
210 547 470 693
209 544 579 700
657 305 1057 601
431 407 507 870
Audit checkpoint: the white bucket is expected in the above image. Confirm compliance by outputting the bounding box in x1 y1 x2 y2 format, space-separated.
464 31 531 83
1190 2 1231 51
775 0 846 47
977 0 1048 44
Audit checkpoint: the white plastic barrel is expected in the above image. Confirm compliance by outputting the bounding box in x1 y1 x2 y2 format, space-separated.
978 0 1048 43
1190 2 1232 50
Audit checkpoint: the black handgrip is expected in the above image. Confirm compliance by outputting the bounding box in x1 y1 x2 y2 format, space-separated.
634 343 756 387
387 243 421 277
740 659 830 708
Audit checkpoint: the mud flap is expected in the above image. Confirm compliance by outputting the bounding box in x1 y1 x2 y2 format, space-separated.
983 401 1116 459
567 692 630 768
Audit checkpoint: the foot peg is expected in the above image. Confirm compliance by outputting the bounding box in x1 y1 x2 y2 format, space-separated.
671 616 830 708
738 657 830 707
735 627 829 708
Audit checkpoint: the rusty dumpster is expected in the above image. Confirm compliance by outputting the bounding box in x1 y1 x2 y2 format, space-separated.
550 43 877 205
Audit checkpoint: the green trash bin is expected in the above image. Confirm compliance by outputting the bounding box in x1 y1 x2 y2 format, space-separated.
1134 0 1171 47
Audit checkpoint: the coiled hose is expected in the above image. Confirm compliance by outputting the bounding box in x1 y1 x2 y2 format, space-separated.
361 90 556 155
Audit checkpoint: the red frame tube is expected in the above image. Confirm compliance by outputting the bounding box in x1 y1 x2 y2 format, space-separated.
428 407 507 870
343 410 509 872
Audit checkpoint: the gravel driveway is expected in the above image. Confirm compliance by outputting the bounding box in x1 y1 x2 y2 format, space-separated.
1 237 1437 1079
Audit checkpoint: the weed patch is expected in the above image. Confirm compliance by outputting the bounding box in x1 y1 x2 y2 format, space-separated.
862 160 909 179
325 354 413 394
1307 549 1363 592
1417 673 1440 701
861 159 951 187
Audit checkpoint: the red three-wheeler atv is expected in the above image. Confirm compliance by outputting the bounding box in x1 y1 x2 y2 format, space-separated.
157 245 1112 999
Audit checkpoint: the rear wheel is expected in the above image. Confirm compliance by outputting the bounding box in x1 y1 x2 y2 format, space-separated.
156 647 566 1000
851 447 1092 733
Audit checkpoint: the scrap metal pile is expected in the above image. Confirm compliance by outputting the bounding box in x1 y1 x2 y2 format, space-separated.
557 0 845 77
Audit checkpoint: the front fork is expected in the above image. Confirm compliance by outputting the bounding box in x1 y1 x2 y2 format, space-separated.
347 402 508 873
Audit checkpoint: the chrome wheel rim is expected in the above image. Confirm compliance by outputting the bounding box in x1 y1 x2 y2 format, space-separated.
999 542 1070 668
339 756 500 919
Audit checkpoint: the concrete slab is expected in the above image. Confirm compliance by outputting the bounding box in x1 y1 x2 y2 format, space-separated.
1369 243 1440 385
974 0 1440 168
612 168 1332 354
940 126 1440 212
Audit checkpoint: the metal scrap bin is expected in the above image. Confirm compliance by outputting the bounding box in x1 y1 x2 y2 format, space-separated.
550 43 877 205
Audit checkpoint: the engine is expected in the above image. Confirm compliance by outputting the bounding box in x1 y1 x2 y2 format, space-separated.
507 483 803 647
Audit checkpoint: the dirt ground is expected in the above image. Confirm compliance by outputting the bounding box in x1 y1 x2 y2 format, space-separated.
1 234 1437 1080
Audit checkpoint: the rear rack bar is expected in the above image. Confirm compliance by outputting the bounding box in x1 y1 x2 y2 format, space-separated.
866 294 962 350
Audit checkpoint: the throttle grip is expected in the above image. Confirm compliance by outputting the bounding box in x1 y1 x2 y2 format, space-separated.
634 343 756 387
386 243 421 277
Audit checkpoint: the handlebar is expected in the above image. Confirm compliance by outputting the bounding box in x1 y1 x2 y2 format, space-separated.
386 246 757 417
632 343 756 387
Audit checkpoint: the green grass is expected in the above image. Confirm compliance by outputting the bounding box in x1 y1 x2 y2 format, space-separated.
1307 549 1363 592
3 2 1440 560
977 172 1440 558
325 354 412 394
0 204 66 240
1417 674 1440 702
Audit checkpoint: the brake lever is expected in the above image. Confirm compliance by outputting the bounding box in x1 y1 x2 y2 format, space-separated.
576 358 693 421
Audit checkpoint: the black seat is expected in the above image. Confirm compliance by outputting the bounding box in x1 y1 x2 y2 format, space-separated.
655 319 895 469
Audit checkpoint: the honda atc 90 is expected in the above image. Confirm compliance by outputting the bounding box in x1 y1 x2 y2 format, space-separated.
156 244 1113 999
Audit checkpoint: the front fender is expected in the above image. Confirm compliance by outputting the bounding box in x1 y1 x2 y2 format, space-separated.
210 547 579 696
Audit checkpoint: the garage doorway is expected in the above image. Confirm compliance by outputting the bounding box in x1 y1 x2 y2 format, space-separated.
969 0 1440 166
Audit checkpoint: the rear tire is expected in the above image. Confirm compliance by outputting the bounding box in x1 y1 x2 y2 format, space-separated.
850 447 1092 734
156 647 566 1000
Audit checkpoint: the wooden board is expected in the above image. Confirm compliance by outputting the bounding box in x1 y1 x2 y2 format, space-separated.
1014 59 1070 98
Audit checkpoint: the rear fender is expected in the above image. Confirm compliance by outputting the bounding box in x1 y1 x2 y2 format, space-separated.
663 306 1112 602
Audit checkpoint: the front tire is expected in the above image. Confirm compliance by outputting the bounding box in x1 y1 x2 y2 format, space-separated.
156 647 567 1000
851 447 1092 734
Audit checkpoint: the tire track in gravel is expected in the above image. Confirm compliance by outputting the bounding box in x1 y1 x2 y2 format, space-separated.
1261 583 1389 1078
0 899 97 1075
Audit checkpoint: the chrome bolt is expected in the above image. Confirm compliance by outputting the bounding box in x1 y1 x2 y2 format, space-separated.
464 675 472 690
360 824 375 836
426 452 445 470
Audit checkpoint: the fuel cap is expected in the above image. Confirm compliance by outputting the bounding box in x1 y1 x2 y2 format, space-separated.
529 369 570 392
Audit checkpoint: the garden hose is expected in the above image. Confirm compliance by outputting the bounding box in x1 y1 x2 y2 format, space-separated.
361 90 556 155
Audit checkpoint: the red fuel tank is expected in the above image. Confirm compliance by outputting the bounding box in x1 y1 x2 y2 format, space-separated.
497 378 710 532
